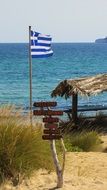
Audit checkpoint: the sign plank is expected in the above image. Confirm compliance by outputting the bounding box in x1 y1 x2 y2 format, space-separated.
33 101 57 107
42 135 62 140
43 129 60 134
43 117 59 123
44 123 58 129
33 110 63 116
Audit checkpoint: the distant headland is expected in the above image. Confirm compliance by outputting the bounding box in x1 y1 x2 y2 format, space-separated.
95 37 107 43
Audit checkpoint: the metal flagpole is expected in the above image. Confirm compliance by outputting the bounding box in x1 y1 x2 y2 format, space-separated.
29 26 33 126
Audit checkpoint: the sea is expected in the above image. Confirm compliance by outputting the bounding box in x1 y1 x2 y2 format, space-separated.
0 43 107 115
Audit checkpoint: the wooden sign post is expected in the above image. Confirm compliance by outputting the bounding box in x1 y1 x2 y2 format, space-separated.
33 101 66 188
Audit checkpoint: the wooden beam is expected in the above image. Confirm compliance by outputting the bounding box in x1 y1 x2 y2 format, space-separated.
72 93 78 123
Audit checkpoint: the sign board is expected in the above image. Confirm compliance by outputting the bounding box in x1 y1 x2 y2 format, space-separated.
33 101 57 107
43 129 60 135
44 123 58 129
33 100 65 187
33 101 63 141
42 135 62 140
33 110 63 116
43 117 59 123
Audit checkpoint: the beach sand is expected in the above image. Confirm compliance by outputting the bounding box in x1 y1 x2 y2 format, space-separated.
1 148 107 190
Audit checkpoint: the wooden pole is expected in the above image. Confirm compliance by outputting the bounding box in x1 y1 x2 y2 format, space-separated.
50 140 63 188
72 93 78 123
29 26 33 126
50 140 65 188
60 138 66 174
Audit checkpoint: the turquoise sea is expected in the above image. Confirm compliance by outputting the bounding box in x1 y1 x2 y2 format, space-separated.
0 43 107 112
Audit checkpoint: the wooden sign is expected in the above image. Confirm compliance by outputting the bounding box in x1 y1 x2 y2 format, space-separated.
43 117 59 123
43 129 60 135
42 134 62 140
44 123 58 129
33 101 57 107
33 110 63 116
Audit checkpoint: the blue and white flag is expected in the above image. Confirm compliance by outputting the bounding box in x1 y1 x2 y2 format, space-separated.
30 30 53 58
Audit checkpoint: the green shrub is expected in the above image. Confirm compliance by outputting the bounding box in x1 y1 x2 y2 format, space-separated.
64 137 82 152
0 106 55 185
64 131 102 152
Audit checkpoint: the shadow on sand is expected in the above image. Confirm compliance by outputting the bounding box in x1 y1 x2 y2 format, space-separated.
48 186 59 190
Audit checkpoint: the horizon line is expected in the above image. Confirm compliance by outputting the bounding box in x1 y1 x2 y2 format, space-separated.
0 41 95 44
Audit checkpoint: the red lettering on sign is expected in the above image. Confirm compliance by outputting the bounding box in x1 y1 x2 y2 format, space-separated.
33 101 57 107
43 129 60 135
43 117 59 123
33 110 63 116
42 135 62 140
44 123 58 129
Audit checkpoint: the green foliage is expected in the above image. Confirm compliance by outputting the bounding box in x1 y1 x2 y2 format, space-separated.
64 137 82 152
0 106 54 185
64 131 102 152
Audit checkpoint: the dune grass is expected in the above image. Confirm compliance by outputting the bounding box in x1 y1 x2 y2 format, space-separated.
0 105 55 185
0 105 103 186
64 131 102 152
60 113 103 152
60 111 107 134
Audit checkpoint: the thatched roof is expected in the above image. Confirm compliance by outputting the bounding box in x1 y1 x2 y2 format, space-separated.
51 74 107 99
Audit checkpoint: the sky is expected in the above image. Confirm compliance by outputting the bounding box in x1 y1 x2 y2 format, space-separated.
0 0 107 43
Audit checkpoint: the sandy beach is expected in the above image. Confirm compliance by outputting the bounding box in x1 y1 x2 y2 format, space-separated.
2 136 107 190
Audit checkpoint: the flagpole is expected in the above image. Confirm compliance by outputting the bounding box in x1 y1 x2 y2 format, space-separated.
29 26 33 126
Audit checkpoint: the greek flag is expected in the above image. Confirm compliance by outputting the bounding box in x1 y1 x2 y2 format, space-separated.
30 30 53 58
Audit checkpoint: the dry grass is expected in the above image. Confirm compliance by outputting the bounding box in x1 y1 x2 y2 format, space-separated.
60 111 107 134
64 131 102 152
0 105 54 186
